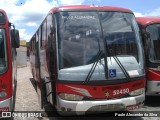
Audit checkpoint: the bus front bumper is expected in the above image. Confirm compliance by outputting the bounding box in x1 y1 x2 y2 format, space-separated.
146 81 160 95
56 93 145 115
0 97 13 112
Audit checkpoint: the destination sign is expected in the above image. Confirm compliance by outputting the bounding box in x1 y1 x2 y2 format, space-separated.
61 15 96 20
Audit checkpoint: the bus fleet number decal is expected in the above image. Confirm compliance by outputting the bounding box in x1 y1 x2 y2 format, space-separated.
113 88 129 95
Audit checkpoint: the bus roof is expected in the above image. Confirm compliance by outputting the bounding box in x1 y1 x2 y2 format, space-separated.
50 5 133 13
136 17 160 27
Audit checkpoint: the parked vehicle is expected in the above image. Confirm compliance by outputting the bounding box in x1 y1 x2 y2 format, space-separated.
137 17 160 95
0 9 19 112
30 5 145 115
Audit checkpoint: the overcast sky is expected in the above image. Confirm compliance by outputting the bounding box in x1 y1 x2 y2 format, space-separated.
0 0 160 41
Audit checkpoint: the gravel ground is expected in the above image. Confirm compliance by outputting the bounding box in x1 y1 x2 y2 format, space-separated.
13 63 160 120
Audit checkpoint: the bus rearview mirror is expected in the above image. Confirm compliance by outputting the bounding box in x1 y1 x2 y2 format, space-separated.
11 29 20 48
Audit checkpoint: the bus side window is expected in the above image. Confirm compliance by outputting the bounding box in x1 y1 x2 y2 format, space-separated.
0 33 4 58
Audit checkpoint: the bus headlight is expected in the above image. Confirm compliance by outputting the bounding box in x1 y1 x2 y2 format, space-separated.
129 88 145 96
0 91 7 98
59 93 84 101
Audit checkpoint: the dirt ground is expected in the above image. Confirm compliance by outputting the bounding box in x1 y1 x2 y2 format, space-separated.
14 63 48 120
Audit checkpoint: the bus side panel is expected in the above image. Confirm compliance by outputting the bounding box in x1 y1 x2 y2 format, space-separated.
146 69 160 95
39 13 57 108
147 69 160 81
11 47 17 111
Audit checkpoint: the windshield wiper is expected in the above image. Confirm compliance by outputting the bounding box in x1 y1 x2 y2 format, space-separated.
112 55 131 80
84 50 103 83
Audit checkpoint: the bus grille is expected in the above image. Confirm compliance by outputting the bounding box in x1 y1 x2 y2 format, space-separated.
87 104 125 113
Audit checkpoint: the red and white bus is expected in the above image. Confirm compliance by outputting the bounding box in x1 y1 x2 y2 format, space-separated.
0 9 19 112
30 5 145 115
136 17 160 95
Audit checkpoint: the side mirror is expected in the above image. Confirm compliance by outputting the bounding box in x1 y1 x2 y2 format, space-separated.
11 29 20 48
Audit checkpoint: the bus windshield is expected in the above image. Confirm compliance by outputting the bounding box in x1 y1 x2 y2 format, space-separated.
0 29 7 73
57 11 144 81
146 24 160 63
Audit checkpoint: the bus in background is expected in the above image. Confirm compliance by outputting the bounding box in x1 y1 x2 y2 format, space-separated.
0 9 20 112
30 5 145 115
136 17 160 95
